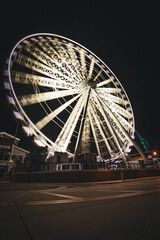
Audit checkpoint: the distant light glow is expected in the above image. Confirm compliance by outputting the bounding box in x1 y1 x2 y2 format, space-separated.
153 151 157 156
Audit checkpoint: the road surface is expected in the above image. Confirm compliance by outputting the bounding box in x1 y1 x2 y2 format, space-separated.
0 177 160 240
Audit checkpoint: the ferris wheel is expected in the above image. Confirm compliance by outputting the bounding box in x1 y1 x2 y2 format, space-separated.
4 33 145 161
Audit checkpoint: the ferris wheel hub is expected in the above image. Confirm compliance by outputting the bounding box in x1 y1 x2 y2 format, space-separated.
87 80 96 89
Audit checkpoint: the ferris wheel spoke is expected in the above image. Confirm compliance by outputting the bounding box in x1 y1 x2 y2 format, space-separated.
80 50 88 78
51 39 83 84
89 104 113 155
104 110 129 145
14 53 55 77
18 89 81 106
96 76 114 87
38 38 57 55
14 54 77 87
96 87 121 94
88 58 95 80
96 92 133 144
112 111 134 132
103 100 133 119
11 71 73 89
55 94 85 152
24 44 56 67
25 43 81 85
51 38 67 54
36 94 81 130
98 92 126 105
96 90 132 119
37 37 69 61
93 69 103 82
37 38 64 64
66 43 85 81
51 38 71 61
90 90 126 154
50 38 84 84
92 90 129 146
99 93 146 159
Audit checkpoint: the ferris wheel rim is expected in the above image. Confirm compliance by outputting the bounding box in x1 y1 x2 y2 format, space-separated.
6 33 135 157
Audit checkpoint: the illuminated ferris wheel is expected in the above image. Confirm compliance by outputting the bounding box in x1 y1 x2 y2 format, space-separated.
4 33 144 161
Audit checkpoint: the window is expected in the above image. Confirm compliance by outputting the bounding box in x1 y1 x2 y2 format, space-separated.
62 165 67 170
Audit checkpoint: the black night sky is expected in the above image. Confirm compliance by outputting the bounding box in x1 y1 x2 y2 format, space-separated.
0 2 159 153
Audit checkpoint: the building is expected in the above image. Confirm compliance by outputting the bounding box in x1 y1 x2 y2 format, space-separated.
46 151 68 171
0 132 30 176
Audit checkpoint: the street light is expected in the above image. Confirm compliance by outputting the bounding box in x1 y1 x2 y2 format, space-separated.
153 151 157 156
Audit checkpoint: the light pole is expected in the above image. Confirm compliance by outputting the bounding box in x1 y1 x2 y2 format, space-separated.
7 121 19 175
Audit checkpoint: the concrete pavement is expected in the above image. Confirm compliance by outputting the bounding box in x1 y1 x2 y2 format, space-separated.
0 177 160 240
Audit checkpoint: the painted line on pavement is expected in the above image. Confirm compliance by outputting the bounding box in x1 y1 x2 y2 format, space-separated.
38 190 83 200
25 188 160 206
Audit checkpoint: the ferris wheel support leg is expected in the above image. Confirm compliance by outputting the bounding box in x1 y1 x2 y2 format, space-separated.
96 93 147 163
88 108 102 157
73 88 91 162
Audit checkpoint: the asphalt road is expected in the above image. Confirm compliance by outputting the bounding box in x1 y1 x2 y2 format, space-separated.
0 177 160 240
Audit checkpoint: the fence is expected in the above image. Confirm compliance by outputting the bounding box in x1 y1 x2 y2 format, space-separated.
13 160 159 173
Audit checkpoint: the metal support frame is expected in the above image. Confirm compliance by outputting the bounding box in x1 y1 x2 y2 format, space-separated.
88 107 101 157
73 88 91 162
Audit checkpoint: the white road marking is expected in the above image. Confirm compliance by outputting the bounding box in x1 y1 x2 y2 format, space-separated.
1 188 160 206
25 188 160 206
38 190 83 200
25 191 83 205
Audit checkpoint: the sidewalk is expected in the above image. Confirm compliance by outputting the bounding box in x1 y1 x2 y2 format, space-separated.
0 175 160 189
